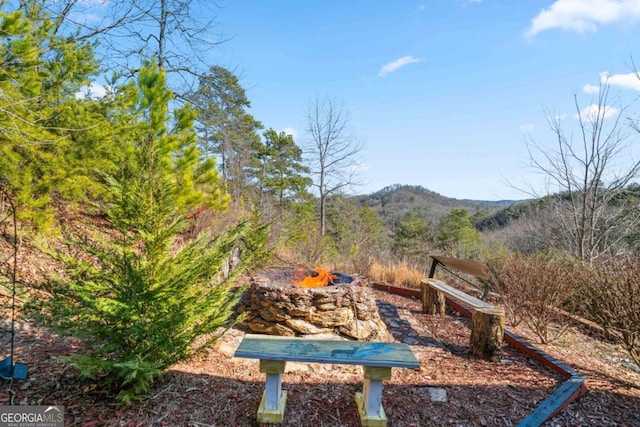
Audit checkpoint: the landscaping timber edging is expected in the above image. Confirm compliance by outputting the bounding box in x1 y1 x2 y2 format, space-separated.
371 282 587 427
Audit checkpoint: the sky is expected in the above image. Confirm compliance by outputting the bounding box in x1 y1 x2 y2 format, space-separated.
199 0 640 201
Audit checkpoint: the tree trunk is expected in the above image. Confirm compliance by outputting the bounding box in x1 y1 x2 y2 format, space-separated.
421 282 446 315
470 307 505 361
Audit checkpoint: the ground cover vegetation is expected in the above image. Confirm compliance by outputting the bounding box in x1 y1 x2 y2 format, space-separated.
1 0 639 412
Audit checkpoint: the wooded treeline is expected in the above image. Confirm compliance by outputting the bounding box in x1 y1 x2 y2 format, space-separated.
0 0 500 270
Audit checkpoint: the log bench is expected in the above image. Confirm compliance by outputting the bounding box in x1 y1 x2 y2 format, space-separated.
421 278 505 361
234 334 420 427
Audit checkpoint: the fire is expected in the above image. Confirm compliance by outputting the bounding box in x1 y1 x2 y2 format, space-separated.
294 268 338 288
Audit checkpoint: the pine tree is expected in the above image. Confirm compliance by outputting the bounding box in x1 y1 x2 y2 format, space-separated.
257 129 311 206
436 209 481 259
0 1 104 228
39 62 265 403
187 66 263 200
392 211 433 261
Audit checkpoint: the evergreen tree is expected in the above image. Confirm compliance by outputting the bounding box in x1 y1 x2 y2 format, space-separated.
187 66 263 200
0 2 99 227
436 208 481 259
38 62 264 403
257 129 311 206
392 211 433 261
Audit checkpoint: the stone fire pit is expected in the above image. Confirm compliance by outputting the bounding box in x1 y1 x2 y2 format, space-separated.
239 269 388 341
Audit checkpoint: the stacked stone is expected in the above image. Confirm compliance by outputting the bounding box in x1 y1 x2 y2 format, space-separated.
240 282 387 341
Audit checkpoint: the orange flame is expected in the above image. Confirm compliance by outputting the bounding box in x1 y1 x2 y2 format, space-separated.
294 268 338 288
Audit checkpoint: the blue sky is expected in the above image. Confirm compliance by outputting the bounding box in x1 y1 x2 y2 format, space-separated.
204 0 640 201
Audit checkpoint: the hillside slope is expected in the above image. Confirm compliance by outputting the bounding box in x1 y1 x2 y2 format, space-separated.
353 184 521 228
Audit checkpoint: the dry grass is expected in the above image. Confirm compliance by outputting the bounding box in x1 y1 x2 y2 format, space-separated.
368 260 425 288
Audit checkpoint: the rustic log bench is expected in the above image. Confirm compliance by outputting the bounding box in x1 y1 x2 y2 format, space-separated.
421 278 505 361
234 334 420 427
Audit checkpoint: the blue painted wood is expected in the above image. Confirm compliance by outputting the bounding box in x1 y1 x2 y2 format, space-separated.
235 335 420 369
12 363 27 381
517 376 586 427
0 357 28 381
0 357 12 378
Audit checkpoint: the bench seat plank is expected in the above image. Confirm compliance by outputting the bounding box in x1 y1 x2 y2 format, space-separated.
235 334 419 369
422 279 492 310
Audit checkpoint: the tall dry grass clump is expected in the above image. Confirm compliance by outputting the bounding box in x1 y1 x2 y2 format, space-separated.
369 260 425 288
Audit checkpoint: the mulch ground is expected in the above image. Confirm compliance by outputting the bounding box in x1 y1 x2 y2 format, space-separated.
2 287 639 426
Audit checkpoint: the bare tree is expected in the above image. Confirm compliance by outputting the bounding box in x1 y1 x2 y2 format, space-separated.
32 0 224 91
305 97 363 236
527 83 640 263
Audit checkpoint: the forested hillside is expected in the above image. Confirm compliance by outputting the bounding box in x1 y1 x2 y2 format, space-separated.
354 184 519 229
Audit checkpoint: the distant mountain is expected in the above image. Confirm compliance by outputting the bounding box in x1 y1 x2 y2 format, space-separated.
353 184 523 228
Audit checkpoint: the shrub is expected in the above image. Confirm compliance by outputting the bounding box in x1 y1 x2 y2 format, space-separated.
579 256 640 367
492 252 576 343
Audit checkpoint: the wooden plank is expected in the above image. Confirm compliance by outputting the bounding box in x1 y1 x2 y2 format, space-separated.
430 255 491 280
234 335 420 369
517 376 587 427
421 279 493 310
371 282 421 299
260 359 286 373
504 330 578 378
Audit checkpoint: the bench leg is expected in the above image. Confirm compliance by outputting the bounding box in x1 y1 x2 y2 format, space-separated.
421 281 446 315
257 360 287 424
470 307 505 362
355 366 391 427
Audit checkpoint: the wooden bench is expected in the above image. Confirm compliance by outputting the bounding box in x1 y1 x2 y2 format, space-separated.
234 334 420 427
421 278 505 361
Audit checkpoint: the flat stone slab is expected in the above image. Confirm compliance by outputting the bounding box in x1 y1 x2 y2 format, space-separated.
428 387 448 402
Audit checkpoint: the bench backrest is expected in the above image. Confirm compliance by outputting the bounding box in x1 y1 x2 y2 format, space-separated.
428 255 490 280
428 255 494 300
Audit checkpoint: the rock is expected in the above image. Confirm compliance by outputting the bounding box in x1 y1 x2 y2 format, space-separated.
285 318 332 335
247 319 295 336
258 306 290 322
316 302 337 311
428 387 447 402
308 306 354 327
339 319 374 340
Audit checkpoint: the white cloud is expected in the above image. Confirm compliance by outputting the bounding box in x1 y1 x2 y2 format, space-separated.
577 103 620 121
526 0 640 38
75 82 108 100
378 56 421 77
519 124 535 133
282 127 298 138
583 83 600 94
601 71 640 91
